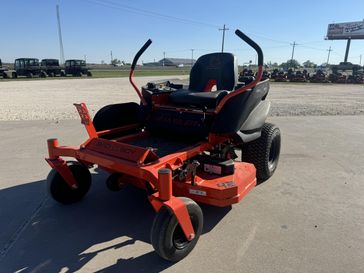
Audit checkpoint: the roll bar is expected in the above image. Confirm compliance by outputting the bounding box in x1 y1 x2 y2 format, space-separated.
129 39 152 106
130 30 263 111
215 29 264 114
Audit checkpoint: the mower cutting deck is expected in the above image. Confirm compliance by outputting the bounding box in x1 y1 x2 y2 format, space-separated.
45 29 281 262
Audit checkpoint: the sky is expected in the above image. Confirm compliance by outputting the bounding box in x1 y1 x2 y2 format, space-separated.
1 0 364 65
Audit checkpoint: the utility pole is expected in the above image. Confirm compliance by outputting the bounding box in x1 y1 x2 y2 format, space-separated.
219 24 229 52
290 41 298 69
190 49 194 66
326 46 333 65
163 51 166 66
56 3 65 64
84 55 87 63
110 50 113 64
360 54 362 65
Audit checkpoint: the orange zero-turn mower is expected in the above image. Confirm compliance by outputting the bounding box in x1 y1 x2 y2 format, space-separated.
45 29 281 262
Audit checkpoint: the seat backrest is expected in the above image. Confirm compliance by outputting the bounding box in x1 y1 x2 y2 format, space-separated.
189 53 238 92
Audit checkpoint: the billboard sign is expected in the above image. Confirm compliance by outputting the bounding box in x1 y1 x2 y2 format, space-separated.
327 21 364 40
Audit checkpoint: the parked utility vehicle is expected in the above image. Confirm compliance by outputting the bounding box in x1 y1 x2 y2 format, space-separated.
41 59 65 77
64 59 92 77
14 58 47 78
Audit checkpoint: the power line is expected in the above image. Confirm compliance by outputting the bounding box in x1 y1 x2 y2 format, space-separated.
228 45 291 51
332 51 343 57
300 45 327 52
246 32 291 45
83 0 333 50
299 40 328 45
83 0 219 28
78 0 360 65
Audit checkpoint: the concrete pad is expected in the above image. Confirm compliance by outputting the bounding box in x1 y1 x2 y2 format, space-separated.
0 116 363 272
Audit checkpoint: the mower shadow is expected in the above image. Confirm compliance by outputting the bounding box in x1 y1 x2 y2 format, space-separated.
0 169 231 273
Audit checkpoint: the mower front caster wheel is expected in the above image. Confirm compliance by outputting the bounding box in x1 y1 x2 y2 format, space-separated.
151 197 203 262
47 161 92 204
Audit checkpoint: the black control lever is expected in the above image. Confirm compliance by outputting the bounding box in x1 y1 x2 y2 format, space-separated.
131 39 152 70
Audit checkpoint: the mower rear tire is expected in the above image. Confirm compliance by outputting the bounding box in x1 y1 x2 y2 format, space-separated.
47 161 92 204
241 123 281 182
150 197 203 262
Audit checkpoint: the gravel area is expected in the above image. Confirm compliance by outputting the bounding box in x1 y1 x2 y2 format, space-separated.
0 78 364 120
269 82 364 116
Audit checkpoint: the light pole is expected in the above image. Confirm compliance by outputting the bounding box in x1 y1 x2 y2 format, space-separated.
56 3 65 64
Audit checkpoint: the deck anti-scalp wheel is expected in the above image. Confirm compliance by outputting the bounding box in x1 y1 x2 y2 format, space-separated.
47 161 91 204
105 173 128 191
150 197 203 262
242 122 281 182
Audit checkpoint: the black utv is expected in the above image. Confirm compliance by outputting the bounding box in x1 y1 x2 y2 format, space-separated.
64 59 92 77
41 59 65 77
0 59 5 77
14 58 47 78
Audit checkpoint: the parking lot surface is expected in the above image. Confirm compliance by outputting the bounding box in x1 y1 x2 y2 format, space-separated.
0 78 363 272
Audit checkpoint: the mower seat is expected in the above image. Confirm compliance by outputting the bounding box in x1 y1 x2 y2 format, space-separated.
169 89 229 108
169 52 238 108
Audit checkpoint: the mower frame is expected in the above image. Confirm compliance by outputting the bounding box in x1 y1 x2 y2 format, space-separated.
46 29 264 245
46 102 257 240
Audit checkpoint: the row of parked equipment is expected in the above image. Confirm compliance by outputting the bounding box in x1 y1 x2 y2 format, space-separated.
239 62 364 84
0 58 92 79
270 69 364 84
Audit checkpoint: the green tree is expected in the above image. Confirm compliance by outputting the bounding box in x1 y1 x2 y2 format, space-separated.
303 60 316 68
111 59 121 66
280 59 300 69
